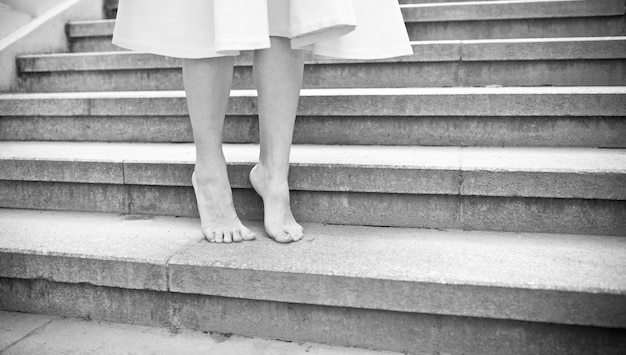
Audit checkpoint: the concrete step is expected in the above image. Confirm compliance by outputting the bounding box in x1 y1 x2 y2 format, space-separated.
1 209 625 354
17 37 626 91
0 141 624 235
0 311 397 355
402 0 626 40
1 88 625 147
68 1 626 52
402 0 625 22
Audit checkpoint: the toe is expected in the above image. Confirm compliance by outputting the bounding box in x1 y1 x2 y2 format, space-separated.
223 231 233 243
232 229 243 243
291 229 304 242
214 232 224 243
241 229 257 241
269 228 292 243
283 224 304 242
202 229 216 242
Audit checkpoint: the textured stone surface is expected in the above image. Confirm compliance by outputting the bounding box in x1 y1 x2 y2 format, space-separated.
2 87 625 117
1 179 624 235
0 180 129 213
70 36 121 52
2 115 625 148
406 16 626 41
401 0 625 21
130 186 464 229
2 279 626 355
2 141 624 199
461 196 626 236
2 312 396 355
16 37 626 91
67 19 115 37
460 37 626 61
0 311 54 352
19 38 626 72
0 210 202 290
169 223 626 327
0 159 123 184
17 59 626 91
1 209 625 327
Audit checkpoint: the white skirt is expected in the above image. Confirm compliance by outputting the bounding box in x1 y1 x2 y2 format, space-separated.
112 0 413 59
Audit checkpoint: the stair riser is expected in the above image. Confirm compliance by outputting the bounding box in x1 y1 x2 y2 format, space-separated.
408 16 626 40
1 181 624 235
3 91 623 117
2 278 625 355
17 60 626 92
1 115 625 148
70 37 121 53
2 159 624 200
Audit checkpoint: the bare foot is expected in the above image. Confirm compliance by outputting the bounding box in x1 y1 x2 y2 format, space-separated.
249 164 304 243
192 171 256 243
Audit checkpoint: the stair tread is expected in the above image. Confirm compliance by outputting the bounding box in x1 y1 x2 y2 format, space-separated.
1 208 625 328
4 86 626 98
1 141 625 173
18 37 626 73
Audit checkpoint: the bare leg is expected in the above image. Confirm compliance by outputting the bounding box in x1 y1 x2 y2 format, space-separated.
249 37 305 243
182 57 257 243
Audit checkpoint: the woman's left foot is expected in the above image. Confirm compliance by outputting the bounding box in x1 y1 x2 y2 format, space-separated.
249 164 304 243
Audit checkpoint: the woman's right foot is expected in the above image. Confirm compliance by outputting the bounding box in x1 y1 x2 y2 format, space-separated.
192 171 257 243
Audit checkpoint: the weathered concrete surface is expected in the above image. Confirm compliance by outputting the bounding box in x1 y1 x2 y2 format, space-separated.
2 87 625 117
67 19 114 37
0 159 123 184
168 223 626 327
17 59 626 91
70 35 121 52
0 311 54 352
0 210 202 290
1 209 625 327
406 16 626 41
0 180 128 213
2 115 625 148
1 312 396 355
401 0 625 22
460 195 626 236
1 179 624 235
2 279 625 355
19 38 626 72
16 38 626 91
1 141 625 199
0 115 195 143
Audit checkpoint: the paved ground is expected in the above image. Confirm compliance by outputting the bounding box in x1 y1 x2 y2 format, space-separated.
0 311 401 355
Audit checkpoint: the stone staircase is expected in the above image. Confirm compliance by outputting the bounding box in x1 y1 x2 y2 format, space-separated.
1 0 625 354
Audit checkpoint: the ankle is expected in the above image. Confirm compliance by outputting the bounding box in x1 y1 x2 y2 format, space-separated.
193 166 228 185
254 162 289 185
